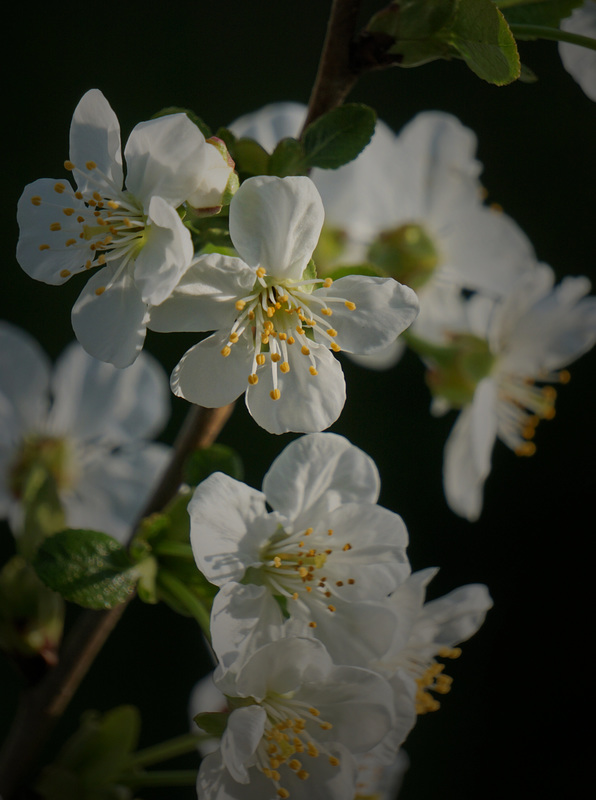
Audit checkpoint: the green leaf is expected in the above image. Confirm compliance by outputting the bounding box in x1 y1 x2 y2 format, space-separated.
152 107 212 139
302 104 377 169
183 444 244 486
36 706 140 800
499 0 582 27
34 530 139 609
268 137 308 177
448 0 521 85
216 128 270 179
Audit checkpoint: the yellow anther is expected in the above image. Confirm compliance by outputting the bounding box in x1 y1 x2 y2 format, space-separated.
54 183 66 193
327 605 336 612
309 366 318 376
63 160 75 170
277 789 290 799
256 267 266 278
49 222 61 231
298 567 309 578
39 244 50 251
342 543 352 551
304 527 313 536
296 326 305 335
248 310 255 320
297 770 309 780
328 756 340 766
319 721 333 730
95 287 106 296
490 202 503 213
59 269 71 278
261 334 270 345
271 353 281 362
235 299 246 310
321 307 333 316
31 195 42 206
289 759 302 770
287 336 295 345
307 742 319 757
293 737 305 751
267 306 276 317
97 217 107 226
292 592 299 599
65 238 77 247
559 369 571 384
347 578 355 585
97 254 106 264
124 217 133 227
344 301 356 310
85 260 92 269
306 586 312 592
323 277 333 287
92 191 102 201
515 441 536 457
229 332 239 343
102 236 113 246
335 580 343 587
248 374 259 385
308 621 317 628
301 345 310 356
255 353 266 366
221 346 231 357
542 385 557 400
77 215 85 223
326 328 338 337
62 207 75 216
308 707 320 717
279 294 288 303
280 361 290 373
543 406 556 420
107 200 119 209
270 388 281 400
330 342 341 352
85 160 97 170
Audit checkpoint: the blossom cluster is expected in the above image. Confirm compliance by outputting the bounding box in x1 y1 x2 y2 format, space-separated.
188 433 492 800
17 90 419 435
230 101 596 521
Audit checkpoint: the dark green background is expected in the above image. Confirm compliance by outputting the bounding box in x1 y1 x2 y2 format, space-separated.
1 2 594 799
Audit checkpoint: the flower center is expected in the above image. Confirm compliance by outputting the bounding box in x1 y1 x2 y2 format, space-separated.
32 160 147 293
254 694 339 798
258 524 356 621
220 269 356 401
368 223 440 290
9 434 76 499
497 368 570 456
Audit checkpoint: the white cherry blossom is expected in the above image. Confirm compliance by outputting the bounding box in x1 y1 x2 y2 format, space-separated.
0 322 171 543
418 268 596 520
189 433 411 673
17 89 215 367
195 637 396 800
149 175 419 433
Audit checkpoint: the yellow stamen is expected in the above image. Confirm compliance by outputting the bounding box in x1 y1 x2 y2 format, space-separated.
54 183 66 193
49 222 61 231
95 287 106 296
344 301 356 310
39 244 50 251
59 269 71 278
85 161 97 170
31 196 42 206
221 346 231 357
270 389 281 400
248 374 259 385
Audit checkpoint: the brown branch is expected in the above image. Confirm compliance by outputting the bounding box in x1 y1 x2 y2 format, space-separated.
302 0 364 131
0 402 234 799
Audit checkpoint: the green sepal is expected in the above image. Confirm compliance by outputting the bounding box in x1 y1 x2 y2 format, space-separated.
499 0 583 28
268 137 308 177
302 104 377 169
216 127 271 180
19 462 66 561
273 593 290 620
152 107 212 139
35 705 140 800
183 443 244 486
193 711 229 739
33 530 140 610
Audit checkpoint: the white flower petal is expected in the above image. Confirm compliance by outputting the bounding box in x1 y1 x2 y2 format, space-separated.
71 264 148 368
221 706 267 784
560 1 596 101
229 102 307 151
189 472 271 585
124 113 207 206
262 432 380 521
443 378 498 522
316 275 419 355
245 342 346 434
48 342 169 444
16 180 90 284
0 322 51 437
171 331 252 408
420 583 493 647
133 195 193 305
229 175 324 280
69 89 123 194
148 254 256 333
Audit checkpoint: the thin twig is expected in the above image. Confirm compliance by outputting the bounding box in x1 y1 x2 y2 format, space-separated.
302 0 363 131
0 403 234 799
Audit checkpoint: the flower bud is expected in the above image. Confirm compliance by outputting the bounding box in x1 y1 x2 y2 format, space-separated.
186 137 239 215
